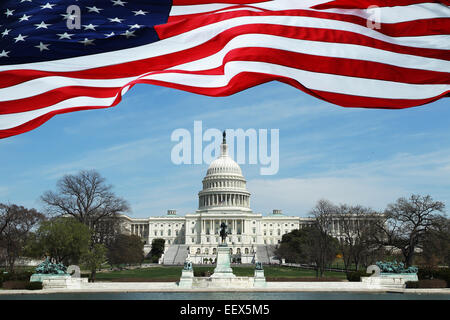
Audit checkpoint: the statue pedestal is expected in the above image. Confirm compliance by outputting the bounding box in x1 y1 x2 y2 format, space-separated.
179 269 194 288
30 274 88 289
254 269 266 287
211 245 235 279
361 273 418 288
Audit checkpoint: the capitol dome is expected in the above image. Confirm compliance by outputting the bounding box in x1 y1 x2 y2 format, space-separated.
198 131 251 212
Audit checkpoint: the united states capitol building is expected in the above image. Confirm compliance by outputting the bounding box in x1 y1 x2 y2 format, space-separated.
120 134 366 265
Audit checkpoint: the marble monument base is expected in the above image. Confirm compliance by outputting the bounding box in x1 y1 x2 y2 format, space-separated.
211 244 236 279
30 274 88 289
361 273 418 288
178 269 194 288
254 269 266 287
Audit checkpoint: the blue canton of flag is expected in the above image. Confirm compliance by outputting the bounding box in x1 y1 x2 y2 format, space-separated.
0 0 172 64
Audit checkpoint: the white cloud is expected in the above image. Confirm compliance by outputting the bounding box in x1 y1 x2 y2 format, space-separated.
248 177 405 216
248 149 450 216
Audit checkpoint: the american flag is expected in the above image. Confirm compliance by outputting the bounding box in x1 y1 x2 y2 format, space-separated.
0 0 449 139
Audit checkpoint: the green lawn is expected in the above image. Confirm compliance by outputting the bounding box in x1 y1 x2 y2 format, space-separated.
92 265 347 282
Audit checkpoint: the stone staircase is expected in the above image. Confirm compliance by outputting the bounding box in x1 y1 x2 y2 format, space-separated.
256 245 278 264
162 244 189 265
256 245 270 264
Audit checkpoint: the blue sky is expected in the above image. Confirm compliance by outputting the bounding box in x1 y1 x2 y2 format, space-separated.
0 82 449 218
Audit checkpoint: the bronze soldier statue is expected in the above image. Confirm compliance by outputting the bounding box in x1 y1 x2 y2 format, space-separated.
219 222 228 245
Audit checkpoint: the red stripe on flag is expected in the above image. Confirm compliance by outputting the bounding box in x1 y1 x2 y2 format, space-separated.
313 0 450 10
134 72 450 108
3 46 447 114
3 23 448 92
163 9 450 38
172 0 268 5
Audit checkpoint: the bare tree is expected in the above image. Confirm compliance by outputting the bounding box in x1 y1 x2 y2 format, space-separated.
420 216 450 267
378 194 446 267
335 204 381 272
41 170 129 244
0 203 44 271
310 199 339 277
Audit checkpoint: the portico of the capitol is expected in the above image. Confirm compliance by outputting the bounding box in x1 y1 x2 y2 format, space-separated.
120 133 316 265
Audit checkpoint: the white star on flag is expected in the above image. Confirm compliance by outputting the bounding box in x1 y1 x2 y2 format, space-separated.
121 30 136 38
56 32 74 40
13 34 27 42
1 28 10 37
83 24 98 31
111 0 127 6
132 10 148 16
86 6 103 13
35 42 50 52
78 38 95 46
40 3 56 10
4 9 14 17
34 21 52 29
108 17 124 23
19 14 32 22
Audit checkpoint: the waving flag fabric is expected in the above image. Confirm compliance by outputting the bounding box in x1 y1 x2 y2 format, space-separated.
0 0 449 139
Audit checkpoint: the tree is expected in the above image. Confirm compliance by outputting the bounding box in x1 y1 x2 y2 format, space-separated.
149 238 165 263
28 217 92 265
335 204 381 272
275 229 310 263
40 170 129 244
0 203 44 272
81 243 107 282
107 234 144 267
275 227 338 277
310 199 340 277
379 194 446 267
420 216 450 267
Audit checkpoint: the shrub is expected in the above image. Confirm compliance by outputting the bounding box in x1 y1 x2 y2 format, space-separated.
346 271 370 282
2 280 28 289
406 279 446 289
405 281 419 288
26 281 43 290
0 270 34 287
418 268 450 288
